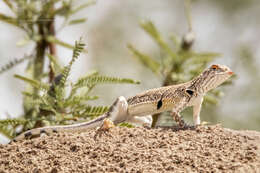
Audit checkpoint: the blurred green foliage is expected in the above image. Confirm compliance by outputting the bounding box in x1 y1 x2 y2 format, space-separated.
0 0 139 139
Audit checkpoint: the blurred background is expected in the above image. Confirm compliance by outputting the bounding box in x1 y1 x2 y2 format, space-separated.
0 0 260 143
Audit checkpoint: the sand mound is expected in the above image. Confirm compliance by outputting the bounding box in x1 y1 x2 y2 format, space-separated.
0 125 259 172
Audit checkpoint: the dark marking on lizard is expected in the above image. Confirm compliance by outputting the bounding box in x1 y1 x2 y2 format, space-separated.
24 132 32 138
52 129 58 133
186 89 194 96
40 129 47 134
157 99 163 110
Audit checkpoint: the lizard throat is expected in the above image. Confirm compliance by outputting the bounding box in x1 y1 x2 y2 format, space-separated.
189 72 228 94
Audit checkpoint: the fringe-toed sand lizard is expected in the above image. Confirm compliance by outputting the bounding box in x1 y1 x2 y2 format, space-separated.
12 64 233 142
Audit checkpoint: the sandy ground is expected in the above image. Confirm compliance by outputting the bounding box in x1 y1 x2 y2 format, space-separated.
0 125 260 173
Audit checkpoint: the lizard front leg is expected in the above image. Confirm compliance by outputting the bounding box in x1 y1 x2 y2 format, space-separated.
192 96 203 125
171 98 190 128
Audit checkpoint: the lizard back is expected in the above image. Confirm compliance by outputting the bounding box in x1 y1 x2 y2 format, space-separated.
127 84 188 116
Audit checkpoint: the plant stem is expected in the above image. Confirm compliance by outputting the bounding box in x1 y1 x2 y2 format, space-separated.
34 25 47 84
48 18 56 82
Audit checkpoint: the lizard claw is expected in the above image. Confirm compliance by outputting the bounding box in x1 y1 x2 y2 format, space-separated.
177 120 193 129
182 123 197 130
94 118 115 140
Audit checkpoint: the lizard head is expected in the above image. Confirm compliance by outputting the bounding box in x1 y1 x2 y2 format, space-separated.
190 64 233 93
208 64 233 76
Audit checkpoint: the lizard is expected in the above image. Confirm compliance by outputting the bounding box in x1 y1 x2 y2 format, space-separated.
12 64 233 142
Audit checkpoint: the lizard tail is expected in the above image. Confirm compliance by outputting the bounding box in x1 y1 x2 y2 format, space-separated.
11 114 107 143
11 96 126 143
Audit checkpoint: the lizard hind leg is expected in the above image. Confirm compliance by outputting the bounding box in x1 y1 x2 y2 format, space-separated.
171 112 196 129
94 118 115 140
107 96 128 123
94 96 128 140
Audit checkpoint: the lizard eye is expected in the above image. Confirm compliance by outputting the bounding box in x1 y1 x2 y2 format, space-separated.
211 65 219 70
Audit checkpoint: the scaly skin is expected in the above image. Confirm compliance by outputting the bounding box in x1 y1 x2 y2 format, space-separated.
12 64 233 142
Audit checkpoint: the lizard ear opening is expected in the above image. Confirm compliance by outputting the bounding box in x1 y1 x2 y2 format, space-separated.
186 89 194 96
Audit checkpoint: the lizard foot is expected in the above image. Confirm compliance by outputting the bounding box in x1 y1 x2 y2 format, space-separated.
193 121 210 128
171 112 196 130
183 121 211 130
182 123 197 130
171 112 187 128
94 118 115 140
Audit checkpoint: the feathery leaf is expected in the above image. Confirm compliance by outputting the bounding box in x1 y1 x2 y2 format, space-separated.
0 118 27 126
0 54 32 75
128 44 160 73
3 0 15 13
82 106 109 118
182 51 221 62
14 74 49 90
0 118 27 139
60 38 85 87
0 126 14 139
69 18 87 25
0 13 19 27
74 75 140 89
46 36 75 49
140 20 178 60
71 1 96 14
46 53 62 73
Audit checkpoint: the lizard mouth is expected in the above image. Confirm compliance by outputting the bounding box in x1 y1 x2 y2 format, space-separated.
228 71 233 75
224 67 233 76
219 70 233 76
